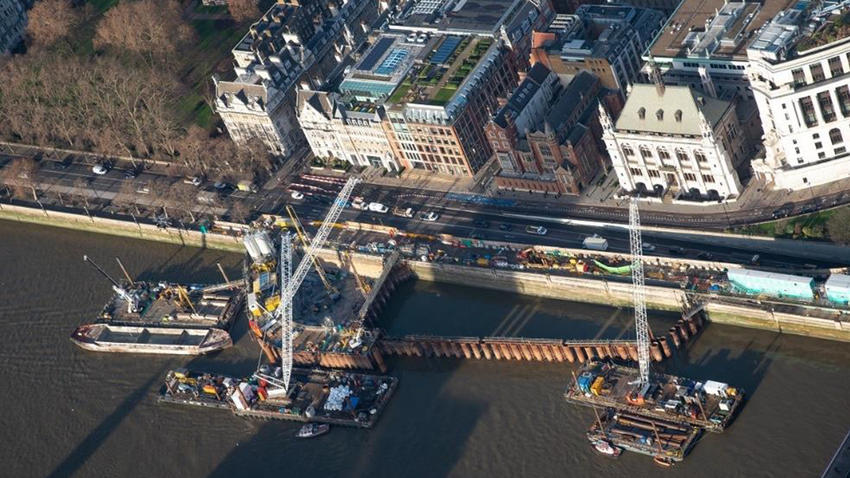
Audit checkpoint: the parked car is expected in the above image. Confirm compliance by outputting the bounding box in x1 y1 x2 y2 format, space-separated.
53 156 73 170
290 191 305 200
123 167 141 179
92 163 110 175
525 225 548 235
498 223 512 231
367 202 389 213
184 176 204 187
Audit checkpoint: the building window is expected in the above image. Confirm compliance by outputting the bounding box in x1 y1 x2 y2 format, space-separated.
829 56 845 77
622 145 634 157
640 146 652 159
648 169 660 178
629 167 642 176
799 97 818 127
694 150 708 163
819 151 827 159
816 142 823 149
818 91 837 122
837 86 850 117
674 110 682 122
638 107 646 119
656 109 664 120
836 146 847 155
830 128 844 144
683 172 697 181
702 174 715 183
676 149 689 162
810 63 826 82
792 68 806 87
657 148 670 160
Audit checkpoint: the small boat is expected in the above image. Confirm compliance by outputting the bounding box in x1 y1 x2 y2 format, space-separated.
592 440 622 457
653 456 675 468
296 423 330 439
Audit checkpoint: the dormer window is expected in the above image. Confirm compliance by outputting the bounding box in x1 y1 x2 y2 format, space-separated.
656 109 664 120
675 110 682 122
638 107 646 120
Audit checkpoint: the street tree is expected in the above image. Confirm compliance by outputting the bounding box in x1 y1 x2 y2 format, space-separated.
0 159 38 201
26 0 80 47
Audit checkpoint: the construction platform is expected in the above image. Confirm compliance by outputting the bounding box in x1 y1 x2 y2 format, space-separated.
158 367 398 428
565 361 744 433
99 281 243 330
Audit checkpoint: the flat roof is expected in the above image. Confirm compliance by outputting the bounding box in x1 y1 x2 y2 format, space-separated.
387 35 494 107
395 0 523 33
341 34 430 98
649 0 797 62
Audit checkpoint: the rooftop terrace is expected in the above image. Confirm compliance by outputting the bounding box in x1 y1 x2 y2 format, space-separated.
387 35 494 107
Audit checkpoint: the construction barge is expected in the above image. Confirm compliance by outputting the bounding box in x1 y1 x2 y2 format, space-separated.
587 409 701 463
71 268 243 355
158 367 397 428
566 361 744 433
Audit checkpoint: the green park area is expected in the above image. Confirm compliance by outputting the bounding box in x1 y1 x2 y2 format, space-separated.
735 205 850 244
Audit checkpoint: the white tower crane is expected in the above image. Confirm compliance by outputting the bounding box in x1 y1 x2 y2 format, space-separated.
257 177 360 391
629 198 651 385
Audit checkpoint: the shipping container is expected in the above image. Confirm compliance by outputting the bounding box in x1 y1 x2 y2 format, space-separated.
825 274 850 305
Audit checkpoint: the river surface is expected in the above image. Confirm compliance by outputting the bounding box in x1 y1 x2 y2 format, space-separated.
1 220 849 477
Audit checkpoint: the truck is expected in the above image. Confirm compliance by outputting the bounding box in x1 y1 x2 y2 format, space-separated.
237 180 258 193
367 202 389 213
392 206 414 218
525 225 548 235
583 235 609 251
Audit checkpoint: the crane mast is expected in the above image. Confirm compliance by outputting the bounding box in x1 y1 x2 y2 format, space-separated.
629 198 650 385
260 177 360 392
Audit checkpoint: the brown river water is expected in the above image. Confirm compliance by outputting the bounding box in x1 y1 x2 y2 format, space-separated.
0 220 848 477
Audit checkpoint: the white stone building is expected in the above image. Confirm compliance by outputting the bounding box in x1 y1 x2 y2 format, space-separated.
601 83 746 200
296 90 399 171
215 0 382 156
747 9 850 190
0 0 25 53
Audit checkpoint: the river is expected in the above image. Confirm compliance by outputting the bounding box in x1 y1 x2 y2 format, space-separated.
1 220 848 477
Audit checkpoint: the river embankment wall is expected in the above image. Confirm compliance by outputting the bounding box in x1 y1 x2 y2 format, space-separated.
5 203 849 341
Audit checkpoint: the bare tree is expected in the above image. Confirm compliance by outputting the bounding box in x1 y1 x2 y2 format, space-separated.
94 0 195 66
0 159 38 201
229 200 252 224
228 0 260 23
26 0 80 47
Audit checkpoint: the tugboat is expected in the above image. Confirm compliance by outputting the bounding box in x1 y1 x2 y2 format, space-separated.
296 423 330 439
592 440 623 457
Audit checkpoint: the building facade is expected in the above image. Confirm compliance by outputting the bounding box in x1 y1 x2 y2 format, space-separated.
530 5 664 94
296 90 399 171
601 83 746 200
0 0 25 54
486 66 613 194
215 0 383 156
747 9 850 190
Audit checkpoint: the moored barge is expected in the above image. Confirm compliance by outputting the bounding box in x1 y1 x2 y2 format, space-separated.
587 409 701 463
565 361 744 433
158 367 397 428
71 324 232 355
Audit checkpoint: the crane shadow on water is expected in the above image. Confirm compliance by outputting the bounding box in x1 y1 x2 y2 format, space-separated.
46 365 169 478
208 357 487 478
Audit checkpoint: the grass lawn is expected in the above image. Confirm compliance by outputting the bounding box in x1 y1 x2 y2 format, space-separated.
736 207 839 240
389 83 412 103
430 86 456 105
75 2 249 130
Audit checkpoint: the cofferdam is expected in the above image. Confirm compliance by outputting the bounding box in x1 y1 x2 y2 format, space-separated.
1 220 848 477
